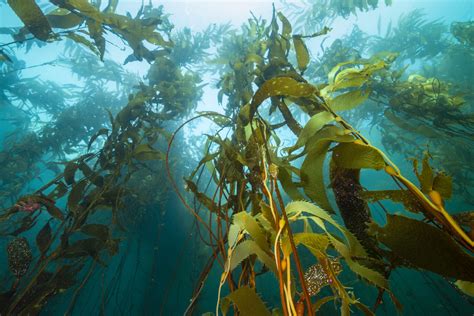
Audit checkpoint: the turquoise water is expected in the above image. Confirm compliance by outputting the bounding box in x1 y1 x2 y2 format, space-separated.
1 1 473 315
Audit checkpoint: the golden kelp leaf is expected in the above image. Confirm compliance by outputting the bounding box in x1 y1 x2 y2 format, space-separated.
384 110 441 138
455 280 474 296
415 154 433 194
8 0 53 41
81 224 109 241
189 152 219 179
245 53 264 65
314 296 335 313
67 179 88 212
184 180 220 215
332 142 386 170
60 0 104 22
133 144 164 161
66 32 100 56
354 302 375 316
104 0 118 13
277 166 305 201
64 161 78 185
223 286 270 316
293 35 310 72
345 258 388 289
233 212 269 252
47 181 68 200
294 232 330 256
227 223 240 248
359 190 423 213
46 9 83 29
327 89 371 112
251 77 316 119
370 215 474 281
286 110 333 153
38 197 65 220
86 19 105 60
197 111 232 127
432 172 452 199
62 238 105 259
286 201 367 258
88 128 109 151
277 12 292 38
300 126 353 212
36 221 52 254
0 49 12 63
296 190 390 305
230 240 277 274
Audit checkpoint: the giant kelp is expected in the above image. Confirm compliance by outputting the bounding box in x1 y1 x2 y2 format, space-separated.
0 1 473 315
167 8 473 315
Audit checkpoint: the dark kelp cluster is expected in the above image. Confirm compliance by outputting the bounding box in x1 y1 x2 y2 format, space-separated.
0 0 473 315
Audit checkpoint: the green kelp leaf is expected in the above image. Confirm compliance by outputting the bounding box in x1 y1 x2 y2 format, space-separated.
223 286 271 316
197 111 232 127
455 280 474 296
64 161 78 185
227 223 241 248
233 212 269 252
36 221 52 254
250 77 317 119
133 144 164 161
88 128 109 151
354 302 375 316
46 8 84 29
104 0 118 13
47 181 68 200
189 152 219 179
286 111 333 153
277 166 304 201
294 232 329 257
67 179 88 212
293 35 310 72
86 19 105 60
66 32 100 56
327 89 371 112
432 172 452 199
8 0 53 41
57 0 104 22
43 200 65 220
184 180 221 215
359 190 423 213
369 215 474 281
332 142 386 170
61 238 105 260
300 126 354 212
314 296 335 312
81 224 109 241
230 240 277 274
286 201 367 258
277 12 292 38
345 258 388 289
0 49 12 63
384 110 441 138
415 154 433 194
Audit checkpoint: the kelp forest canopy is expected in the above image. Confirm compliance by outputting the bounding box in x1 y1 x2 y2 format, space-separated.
0 0 473 315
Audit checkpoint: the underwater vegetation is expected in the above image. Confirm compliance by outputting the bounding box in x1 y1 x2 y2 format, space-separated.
0 0 473 315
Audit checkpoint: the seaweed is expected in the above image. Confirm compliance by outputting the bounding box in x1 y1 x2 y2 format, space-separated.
0 1 473 315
